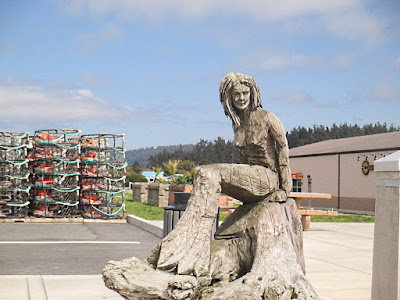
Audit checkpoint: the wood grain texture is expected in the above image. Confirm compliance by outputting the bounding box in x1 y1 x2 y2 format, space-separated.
103 73 319 299
103 196 319 299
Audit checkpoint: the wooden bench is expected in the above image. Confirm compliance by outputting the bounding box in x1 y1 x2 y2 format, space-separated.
219 206 238 213
290 192 338 231
220 192 338 231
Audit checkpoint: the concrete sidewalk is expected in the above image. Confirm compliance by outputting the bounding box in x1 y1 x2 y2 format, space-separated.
303 223 373 300
0 275 121 300
0 220 373 300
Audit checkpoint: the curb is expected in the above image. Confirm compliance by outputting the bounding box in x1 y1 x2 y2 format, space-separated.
0 217 127 224
126 215 163 238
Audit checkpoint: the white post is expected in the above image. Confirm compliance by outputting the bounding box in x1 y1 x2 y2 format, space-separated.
372 150 400 300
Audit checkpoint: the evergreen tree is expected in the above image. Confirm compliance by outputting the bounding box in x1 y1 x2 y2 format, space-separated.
145 122 399 166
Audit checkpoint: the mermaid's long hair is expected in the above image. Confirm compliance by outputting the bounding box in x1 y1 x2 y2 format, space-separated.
219 72 262 127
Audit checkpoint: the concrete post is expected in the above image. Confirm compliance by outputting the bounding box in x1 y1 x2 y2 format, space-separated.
372 150 400 300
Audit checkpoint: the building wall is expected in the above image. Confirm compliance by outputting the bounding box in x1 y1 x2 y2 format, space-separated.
289 152 382 212
290 154 339 196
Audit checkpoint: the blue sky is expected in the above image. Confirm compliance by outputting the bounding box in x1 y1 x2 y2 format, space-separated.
0 0 399 150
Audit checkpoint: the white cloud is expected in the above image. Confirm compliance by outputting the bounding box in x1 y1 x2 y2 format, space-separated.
75 23 122 55
333 52 356 68
58 0 357 20
57 0 386 43
370 83 400 102
260 52 323 71
272 90 313 104
321 8 386 45
396 55 400 67
0 85 134 123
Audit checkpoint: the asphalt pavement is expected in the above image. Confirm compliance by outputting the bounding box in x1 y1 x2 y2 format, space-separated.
0 223 160 275
0 220 374 299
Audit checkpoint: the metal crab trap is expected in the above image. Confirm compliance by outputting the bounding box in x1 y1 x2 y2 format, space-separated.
0 132 29 161
80 134 125 163
0 188 31 218
31 201 78 218
80 134 126 219
0 132 31 218
31 129 81 218
80 190 125 219
0 131 29 147
31 187 79 218
34 129 80 160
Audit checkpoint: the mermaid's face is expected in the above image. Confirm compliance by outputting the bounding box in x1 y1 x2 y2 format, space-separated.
231 83 250 110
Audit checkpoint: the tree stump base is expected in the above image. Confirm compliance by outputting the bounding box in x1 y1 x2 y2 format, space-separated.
103 194 320 299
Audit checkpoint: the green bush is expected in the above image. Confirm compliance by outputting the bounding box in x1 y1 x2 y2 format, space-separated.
160 174 193 185
171 174 193 184
126 173 147 183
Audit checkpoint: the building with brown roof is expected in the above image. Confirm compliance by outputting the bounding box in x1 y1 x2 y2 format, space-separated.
289 131 400 213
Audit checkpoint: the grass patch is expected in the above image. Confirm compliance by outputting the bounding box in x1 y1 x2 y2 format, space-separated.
116 192 164 220
124 192 133 201
121 193 374 223
122 193 231 221
219 212 229 222
311 214 374 222
124 201 164 220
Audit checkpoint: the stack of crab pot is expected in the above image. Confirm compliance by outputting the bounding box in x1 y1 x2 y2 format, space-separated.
80 134 126 219
30 129 80 218
0 132 31 218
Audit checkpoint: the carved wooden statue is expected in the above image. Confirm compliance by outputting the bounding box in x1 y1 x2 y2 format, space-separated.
103 73 320 299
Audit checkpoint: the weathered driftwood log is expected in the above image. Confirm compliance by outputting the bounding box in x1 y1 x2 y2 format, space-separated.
205 197 318 299
103 194 319 299
103 257 201 299
103 73 319 299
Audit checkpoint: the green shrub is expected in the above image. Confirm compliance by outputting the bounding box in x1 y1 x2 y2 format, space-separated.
128 173 148 183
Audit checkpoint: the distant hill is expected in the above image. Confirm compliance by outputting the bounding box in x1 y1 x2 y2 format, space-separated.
125 144 194 167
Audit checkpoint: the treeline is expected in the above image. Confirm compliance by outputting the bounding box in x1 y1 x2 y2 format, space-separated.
129 122 399 168
287 122 399 148
125 144 194 166
148 137 240 167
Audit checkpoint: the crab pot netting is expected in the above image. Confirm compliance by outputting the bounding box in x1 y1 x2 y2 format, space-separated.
0 188 30 218
80 162 126 179
80 177 125 192
0 132 30 218
0 131 29 146
80 190 124 205
33 129 80 160
34 174 79 189
32 129 81 217
0 160 29 176
0 147 28 161
31 202 78 218
32 145 79 160
0 202 30 218
34 188 79 204
0 161 30 188
32 188 79 218
81 202 124 219
0 132 29 161
80 134 125 219
32 159 79 189
80 134 125 163
0 189 30 204
34 129 81 143
31 159 79 174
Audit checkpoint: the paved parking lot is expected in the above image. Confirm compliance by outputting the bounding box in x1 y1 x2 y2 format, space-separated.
0 221 374 299
0 223 160 275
